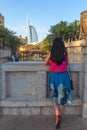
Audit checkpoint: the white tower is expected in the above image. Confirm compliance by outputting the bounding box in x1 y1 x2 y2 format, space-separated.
26 16 38 44
26 17 30 44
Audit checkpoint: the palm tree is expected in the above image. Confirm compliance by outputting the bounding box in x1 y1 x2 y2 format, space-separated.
0 27 21 52
48 20 80 42
49 21 69 40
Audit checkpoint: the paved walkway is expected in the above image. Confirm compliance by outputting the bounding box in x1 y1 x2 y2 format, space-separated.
0 115 87 130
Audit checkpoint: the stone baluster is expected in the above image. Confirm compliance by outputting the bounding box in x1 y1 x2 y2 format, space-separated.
0 50 11 99
81 40 87 118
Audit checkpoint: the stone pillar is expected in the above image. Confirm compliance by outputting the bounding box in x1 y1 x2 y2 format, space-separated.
0 50 11 99
37 71 46 100
81 40 87 118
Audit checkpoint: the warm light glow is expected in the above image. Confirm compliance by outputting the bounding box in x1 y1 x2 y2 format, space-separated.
19 46 25 52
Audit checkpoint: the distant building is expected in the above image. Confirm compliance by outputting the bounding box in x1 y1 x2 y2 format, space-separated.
18 35 27 45
26 19 38 44
0 13 4 27
18 19 38 45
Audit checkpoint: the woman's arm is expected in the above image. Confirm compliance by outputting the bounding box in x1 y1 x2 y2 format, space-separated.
44 52 51 65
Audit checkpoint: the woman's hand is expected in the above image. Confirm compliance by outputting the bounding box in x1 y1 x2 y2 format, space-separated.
44 51 51 65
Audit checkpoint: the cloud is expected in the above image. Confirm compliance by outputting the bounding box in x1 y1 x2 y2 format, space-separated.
6 24 25 32
37 27 48 33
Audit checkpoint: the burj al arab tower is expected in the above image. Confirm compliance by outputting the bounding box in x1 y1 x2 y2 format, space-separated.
26 19 38 44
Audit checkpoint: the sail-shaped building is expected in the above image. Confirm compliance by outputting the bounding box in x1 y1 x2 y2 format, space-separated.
26 19 38 44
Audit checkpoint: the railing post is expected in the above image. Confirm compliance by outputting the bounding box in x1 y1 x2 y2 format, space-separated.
37 71 46 100
81 40 87 118
0 50 11 99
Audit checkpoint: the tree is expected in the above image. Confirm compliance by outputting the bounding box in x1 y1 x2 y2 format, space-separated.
49 20 80 42
49 21 69 40
0 27 21 52
39 37 52 51
39 20 80 51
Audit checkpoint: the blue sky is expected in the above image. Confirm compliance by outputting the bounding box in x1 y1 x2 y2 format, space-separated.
0 0 87 42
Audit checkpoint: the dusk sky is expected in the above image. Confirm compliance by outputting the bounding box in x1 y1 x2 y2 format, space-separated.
0 0 87 42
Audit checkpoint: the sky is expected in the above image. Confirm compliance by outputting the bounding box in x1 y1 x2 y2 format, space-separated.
0 0 87 42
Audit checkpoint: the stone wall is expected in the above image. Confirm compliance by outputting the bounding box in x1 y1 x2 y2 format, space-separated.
65 39 86 62
1 61 82 100
0 61 82 115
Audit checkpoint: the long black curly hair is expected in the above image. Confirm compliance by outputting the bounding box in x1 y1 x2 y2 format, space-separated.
50 37 67 65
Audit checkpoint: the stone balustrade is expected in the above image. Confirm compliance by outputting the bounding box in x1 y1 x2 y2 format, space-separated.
1 61 82 100
0 39 87 117
0 61 82 116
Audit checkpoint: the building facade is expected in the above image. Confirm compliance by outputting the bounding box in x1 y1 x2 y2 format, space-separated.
0 13 4 27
